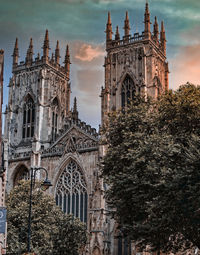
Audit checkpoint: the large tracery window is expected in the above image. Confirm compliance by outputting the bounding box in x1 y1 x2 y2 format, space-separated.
22 96 35 139
121 75 136 108
55 160 88 223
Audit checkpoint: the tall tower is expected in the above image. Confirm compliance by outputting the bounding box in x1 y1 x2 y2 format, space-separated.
100 3 169 255
5 31 71 150
101 2 169 125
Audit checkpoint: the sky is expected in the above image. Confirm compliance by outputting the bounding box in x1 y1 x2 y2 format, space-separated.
0 0 200 129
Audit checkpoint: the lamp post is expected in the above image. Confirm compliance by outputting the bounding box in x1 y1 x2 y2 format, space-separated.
27 166 52 253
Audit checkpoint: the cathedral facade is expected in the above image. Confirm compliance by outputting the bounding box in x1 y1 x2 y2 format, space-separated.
5 3 168 255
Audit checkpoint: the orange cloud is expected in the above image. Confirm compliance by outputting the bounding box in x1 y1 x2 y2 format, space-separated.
170 44 200 89
74 42 105 62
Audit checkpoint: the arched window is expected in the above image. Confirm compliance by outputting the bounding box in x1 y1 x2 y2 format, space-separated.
121 76 136 107
22 96 35 139
14 165 29 186
52 98 59 142
55 160 88 223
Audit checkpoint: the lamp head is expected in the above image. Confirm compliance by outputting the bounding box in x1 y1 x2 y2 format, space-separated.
41 179 52 191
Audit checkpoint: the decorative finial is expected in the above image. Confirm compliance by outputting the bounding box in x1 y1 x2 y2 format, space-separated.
115 26 120 40
64 44 70 79
153 16 159 42
160 21 166 55
144 1 151 39
26 38 34 65
55 40 60 65
106 12 112 45
12 38 19 68
124 11 130 37
72 97 78 121
43 29 50 62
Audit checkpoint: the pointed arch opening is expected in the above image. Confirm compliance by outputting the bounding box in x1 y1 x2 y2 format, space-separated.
121 75 136 108
22 95 35 139
55 159 88 223
13 164 29 186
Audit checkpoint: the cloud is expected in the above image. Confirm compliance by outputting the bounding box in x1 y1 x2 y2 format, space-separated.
170 44 200 89
74 42 105 62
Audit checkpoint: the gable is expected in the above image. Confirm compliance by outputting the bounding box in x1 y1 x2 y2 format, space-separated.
41 125 99 158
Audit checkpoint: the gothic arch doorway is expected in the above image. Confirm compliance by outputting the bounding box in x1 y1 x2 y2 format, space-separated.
55 159 88 223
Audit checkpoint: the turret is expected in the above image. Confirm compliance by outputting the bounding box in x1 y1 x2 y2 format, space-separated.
42 29 50 62
106 12 112 48
25 38 33 65
160 21 166 55
12 38 19 69
72 97 78 121
153 16 159 43
144 1 151 39
55 40 60 65
115 26 120 40
124 11 130 38
64 45 70 79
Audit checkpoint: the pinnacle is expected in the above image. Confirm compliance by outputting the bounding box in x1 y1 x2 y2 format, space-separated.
107 11 111 24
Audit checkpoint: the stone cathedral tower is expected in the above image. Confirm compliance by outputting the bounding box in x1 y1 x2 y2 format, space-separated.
101 2 169 125
99 3 169 255
5 30 71 149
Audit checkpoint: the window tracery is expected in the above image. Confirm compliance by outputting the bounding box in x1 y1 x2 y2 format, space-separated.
22 96 35 139
121 75 136 107
55 160 88 223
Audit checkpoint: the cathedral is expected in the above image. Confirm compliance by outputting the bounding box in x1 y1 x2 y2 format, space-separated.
4 2 168 255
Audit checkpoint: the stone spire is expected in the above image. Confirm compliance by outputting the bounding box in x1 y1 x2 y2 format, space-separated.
55 40 60 65
144 1 151 39
64 45 70 79
25 38 33 65
106 12 112 47
12 38 19 69
115 26 120 40
160 21 166 55
153 16 159 42
72 97 78 121
51 52 55 62
43 29 50 62
124 11 130 37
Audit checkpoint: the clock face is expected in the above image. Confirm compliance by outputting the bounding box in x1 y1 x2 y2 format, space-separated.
0 211 3 219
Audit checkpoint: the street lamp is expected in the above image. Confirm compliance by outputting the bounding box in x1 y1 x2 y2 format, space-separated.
27 166 52 253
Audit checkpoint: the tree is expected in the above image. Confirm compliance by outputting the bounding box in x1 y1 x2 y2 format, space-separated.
6 180 87 255
102 83 200 253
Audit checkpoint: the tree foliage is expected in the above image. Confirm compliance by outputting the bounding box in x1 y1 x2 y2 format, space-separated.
102 83 200 253
7 180 87 255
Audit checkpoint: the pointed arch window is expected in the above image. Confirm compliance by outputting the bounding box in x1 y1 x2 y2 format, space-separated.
52 97 59 142
121 75 136 107
22 96 35 138
55 160 88 223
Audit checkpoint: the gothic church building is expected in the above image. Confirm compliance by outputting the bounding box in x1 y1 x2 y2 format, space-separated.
5 3 168 255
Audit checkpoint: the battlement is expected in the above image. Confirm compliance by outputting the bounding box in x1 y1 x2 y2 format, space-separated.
13 55 69 78
12 30 70 79
105 3 166 55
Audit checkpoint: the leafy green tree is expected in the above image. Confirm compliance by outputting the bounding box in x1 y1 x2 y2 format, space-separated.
102 84 200 253
6 180 87 255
